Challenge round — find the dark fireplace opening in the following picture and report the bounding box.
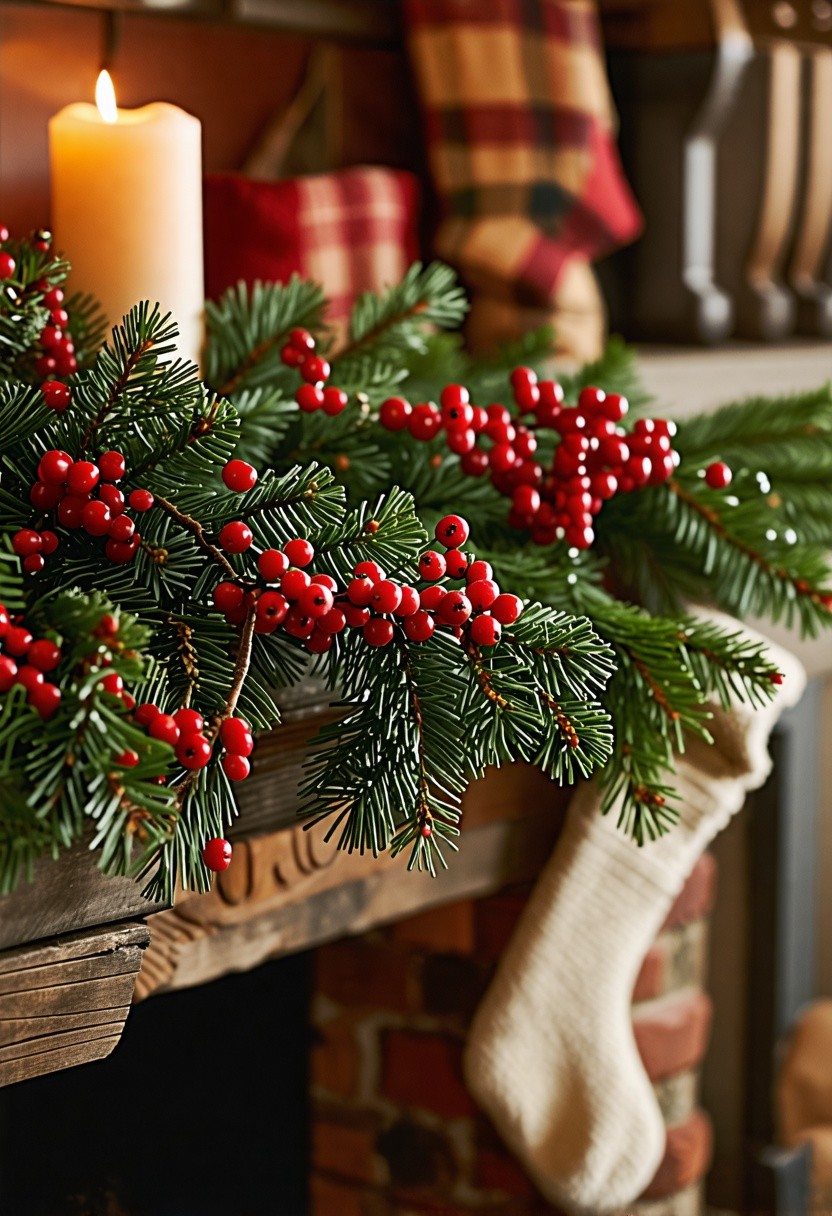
[0,952,311,1216]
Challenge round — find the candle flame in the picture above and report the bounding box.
[95,70,118,124]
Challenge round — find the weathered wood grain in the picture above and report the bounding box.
[0,921,149,1088]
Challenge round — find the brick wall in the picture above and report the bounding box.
[309,854,717,1216]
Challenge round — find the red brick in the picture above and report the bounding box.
[474,1148,539,1199]
[309,1173,365,1216]
[662,853,717,928]
[311,1013,363,1099]
[474,889,531,960]
[315,938,411,1010]
[640,1109,713,1198]
[382,1030,477,1118]
[632,942,667,1003]
[392,901,476,956]
[312,1119,380,1185]
[633,991,713,1081]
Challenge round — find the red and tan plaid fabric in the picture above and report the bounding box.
[404,0,642,308]
[203,167,421,335]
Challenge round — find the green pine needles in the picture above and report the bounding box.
[0,229,828,900]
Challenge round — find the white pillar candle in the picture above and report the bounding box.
[49,72,204,367]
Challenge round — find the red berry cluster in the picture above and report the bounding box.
[280,327,348,417]
[21,448,155,567]
[212,515,523,655]
[32,282,77,381]
[0,227,77,381]
[0,603,62,719]
[379,373,683,550]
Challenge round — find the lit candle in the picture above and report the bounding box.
[49,72,204,367]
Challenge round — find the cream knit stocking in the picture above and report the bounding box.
[464,622,806,1213]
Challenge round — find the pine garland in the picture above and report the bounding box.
[0,231,828,901]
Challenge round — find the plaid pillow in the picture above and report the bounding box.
[404,0,642,307]
[204,167,421,333]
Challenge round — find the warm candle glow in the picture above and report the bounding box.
[95,70,117,124]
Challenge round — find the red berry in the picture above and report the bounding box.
[439,384,470,412]
[565,523,595,549]
[23,553,44,574]
[578,386,606,414]
[34,355,56,378]
[176,732,212,770]
[174,708,204,733]
[311,573,337,592]
[343,603,371,628]
[100,672,124,695]
[222,459,258,492]
[49,308,69,328]
[40,325,63,349]
[705,461,732,489]
[220,716,253,757]
[371,579,403,614]
[300,355,330,385]
[408,403,443,441]
[435,515,470,549]
[354,560,384,584]
[37,530,58,557]
[258,549,289,582]
[438,590,472,624]
[319,606,347,634]
[16,663,43,693]
[281,568,311,600]
[42,287,64,308]
[445,550,469,579]
[30,682,61,719]
[114,749,140,768]
[97,613,119,636]
[53,350,77,377]
[394,585,420,617]
[347,576,374,607]
[363,617,394,647]
[0,655,17,690]
[323,387,348,416]
[306,628,334,653]
[202,838,233,872]
[256,590,289,627]
[219,521,253,554]
[419,551,446,581]
[489,443,516,474]
[105,536,139,564]
[512,485,541,519]
[92,451,124,483]
[12,529,42,557]
[30,481,62,511]
[466,579,499,611]
[213,581,244,614]
[770,671,785,685]
[419,585,447,612]
[149,714,180,746]
[491,594,523,625]
[299,583,334,618]
[135,703,161,727]
[421,821,433,838]
[510,366,537,392]
[461,449,489,477]
[296,384,325,412]
[129,489,154,512]
[469,614,502,646]
[601,393,629,422]
[38,449,72,485]
[57,495,87,529]
[66,460,99,496]
[446,428,475,455]
[379,397,412,431]
[108,515,135,542]
[0,252,15,279]
[82,500,112,537]
[403,610,435,643]
[281,343,304,368]
[5,626,31,656]
[284,538,314,568]
[222,753,251,781]
[466,560,493,584]
[289,327,315,352]
[0,605,8,637]
[28,639,61,672]
[99,484,125,515]
[41,380,71,411]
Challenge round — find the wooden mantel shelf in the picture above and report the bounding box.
[0,694,567,1087]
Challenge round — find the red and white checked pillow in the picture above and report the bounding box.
[203,167,421,333]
